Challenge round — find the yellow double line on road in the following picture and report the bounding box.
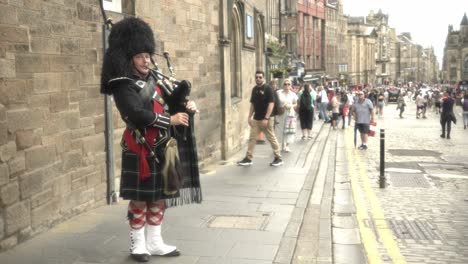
[345,130,406,264]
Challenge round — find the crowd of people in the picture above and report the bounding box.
[238,73,468,167]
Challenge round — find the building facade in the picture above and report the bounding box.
[442,13,468,83]
[324,0,348,86]
[0,0,271,250]
[346,17,377,86]
[366,10,396,86]
[281,0,326,73]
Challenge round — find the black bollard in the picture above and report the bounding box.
[379,129,386,188]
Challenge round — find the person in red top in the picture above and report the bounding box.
[100,17,200,262]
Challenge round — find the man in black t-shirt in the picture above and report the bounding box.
[238,70,283,166]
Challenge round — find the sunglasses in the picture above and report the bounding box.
[284,83,291,86]
[255,76,263,79]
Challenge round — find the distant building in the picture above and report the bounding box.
[325,0,348,87]
[346,16,377,86]
[281,0,326,74]
[442,13,468,83]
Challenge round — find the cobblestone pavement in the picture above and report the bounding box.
[343,97,468,264]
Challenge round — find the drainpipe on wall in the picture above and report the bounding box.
[103,25,117,205]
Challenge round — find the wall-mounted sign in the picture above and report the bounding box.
[103,0,122,13]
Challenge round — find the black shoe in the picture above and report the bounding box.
[358,145,368,150]
[447,135,451,139]
[464,125,466,129]
[440,134,445,138]
[131,253,150,262]
[270,157,283,167]
[237,157,253,166]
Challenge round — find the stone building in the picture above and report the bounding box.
[346,16,377,86]
[324,0,348,86]
[0,0,272,250]
[365,10,397,86]
[281,0,326,72]
[442,13,468,83]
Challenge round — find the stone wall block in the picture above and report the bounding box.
[82,134,104,155]
[31,198,59,228]
[8,153,25,177]
[15,54,50,73]
[60,38,80,55]
[0,4,18,25]
[7,109,43,134]
[24,144,56,171]
[79,98,100,118]
[0,79,28,106]
[62,150,82,171]
[16,130,37,150]
[80,49,97,64]
[0,25,28,43]
[71,176,86,190]
[0,122,7,145]
[19,168,43,199]
[0,212,4,240]
[30,188,53,209]
[52,173,71,197]
[63,111,81,130]
[0,141,17,163]
[93,114,104,133]
[33,72,61,94]
[0,104,5,121]
[50,56,80,73]
[31,37,61,55]
[0,58,15,78]
[0,162,8,186]
[77,2,94,22]
[0,181,20,206]
[24,0,42,11]
[86,171,101,188]
[49,92,69,113]
[5,200,30,235]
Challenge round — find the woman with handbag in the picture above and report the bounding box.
[275,79,298,152]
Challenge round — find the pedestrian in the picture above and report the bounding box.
[462,92,468,129]
[415,92,424,118]
[317,86,330,122]
[297,83,315,139]
[275,78,298,152]
[440,91,456,139]
[396,92,406,118]
[330,92,341,130]
[100,17,202,262]
[377,92,384,117]
[340,91,350,129]
[351,90,375,150]
[433,89,442,114]
[237,70,283,166]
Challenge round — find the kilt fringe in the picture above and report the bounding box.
[164,187,202,207]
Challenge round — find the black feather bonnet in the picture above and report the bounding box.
[100,17,156,94]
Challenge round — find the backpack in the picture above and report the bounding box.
[272,90,284,116]
[300,91,313,111]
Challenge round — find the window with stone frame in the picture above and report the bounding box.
[450,67,457,80]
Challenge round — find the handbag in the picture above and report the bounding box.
[284,116,297,134]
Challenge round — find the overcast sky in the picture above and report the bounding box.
[341,0,467,67]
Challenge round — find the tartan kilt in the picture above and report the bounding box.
[119,121,202,206]
[119,143,179,202]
